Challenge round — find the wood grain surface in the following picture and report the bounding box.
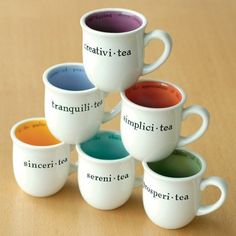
[0,0,235,235]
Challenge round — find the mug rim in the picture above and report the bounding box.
[42,62,98,95]
[142,148,206,182]
[10,117,65,150]
[80,8,147,36]
[76,130,132,164]
[120,79,187,112]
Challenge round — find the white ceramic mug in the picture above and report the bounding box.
[10,117,76,197]
[43,63,120,144]
[120,80,210,162]
[142,148,228,229]
[76,130,142,210]
[80,8,172,92]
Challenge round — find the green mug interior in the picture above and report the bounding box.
[148,149,202,178]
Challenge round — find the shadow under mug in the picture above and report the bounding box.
[10,117,76,197]
[120,80,210,162]
[43,63,120,144]
[76,130,142,210]
[80,8,172,92]
[142,148,228,229]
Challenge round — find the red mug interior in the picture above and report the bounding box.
[125,81,182,108]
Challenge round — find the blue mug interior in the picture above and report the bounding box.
[47,64,95,91]
[80,131,129,160]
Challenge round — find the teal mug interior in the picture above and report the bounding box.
[80,131,129,160]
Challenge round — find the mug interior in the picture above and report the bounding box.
[85,10,143,33]
[15,119,60,146]
[46,64,95,91]
[80,131,129,160]
[147,149,202,178]
[125,81,182,108]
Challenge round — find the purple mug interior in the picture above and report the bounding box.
[85,11,143,33]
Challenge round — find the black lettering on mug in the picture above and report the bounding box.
[84,43,132,57]
[143,182,189,201]
[23,158,68,169]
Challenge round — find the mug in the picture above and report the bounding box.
[120,80,210,162]
[80,8,172,92]
[10,117,76,197]
[76,131,142,210]
[43,63,120,144]
[142,149,228,229]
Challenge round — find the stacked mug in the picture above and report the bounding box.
[10,8,227,229]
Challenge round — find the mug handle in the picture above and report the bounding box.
[133,160,143,188]
[69,145,77,175]
[102,102,121,123]
[69,163,77,175]
[142,30,172,75]
[134,176,143,188]
[197,176,228,216]
[177,105,210,147]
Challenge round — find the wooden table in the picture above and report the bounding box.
[0,0,235,235]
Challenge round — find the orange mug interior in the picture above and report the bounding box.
[15,120,60,146]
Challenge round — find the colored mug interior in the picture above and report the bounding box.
[85,11,143,33]
[15,120,60,146]
[148,149,202,178]
[47,64,95,91]
[80,131,129,160]
[125,81,182,108]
